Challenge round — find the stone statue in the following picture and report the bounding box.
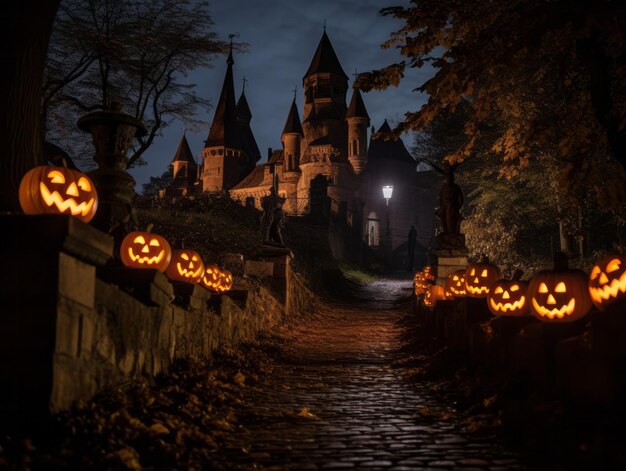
[435,164,464,234]
[260,186,286,246]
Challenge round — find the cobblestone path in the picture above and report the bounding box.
[222,279,523,470]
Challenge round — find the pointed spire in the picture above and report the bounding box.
[282,98,303,136]
[237,90,252,124]
[172,134,196,164]
[206,44,239,148]
[346,88,369,120]
[304,31,348,79]
[377,119,392,133]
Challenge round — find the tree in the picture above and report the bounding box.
[358,0,626,208]
[43,0,230,169]
[0,1,60,211]
[142,167,173,196]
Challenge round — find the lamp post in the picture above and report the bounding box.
[382,185,393,236]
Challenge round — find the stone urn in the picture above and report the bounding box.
[77,104,147,241]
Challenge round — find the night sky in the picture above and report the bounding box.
[128,0,433,190]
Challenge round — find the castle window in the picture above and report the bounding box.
[210,149,216,156]
[217,167,220,176]
[352,139,358,156]
[218,149,223,155]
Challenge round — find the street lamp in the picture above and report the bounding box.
[382,185,393,206]
[382,185,393,237]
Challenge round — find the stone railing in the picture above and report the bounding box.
[0,215,305,425]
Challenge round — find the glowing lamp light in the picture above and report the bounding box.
[382,185,394,206]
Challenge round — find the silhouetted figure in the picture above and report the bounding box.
[261,186,286,245]
[436,166,464,234]
[408,225,417,271]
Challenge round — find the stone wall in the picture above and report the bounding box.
[0,215,305,425]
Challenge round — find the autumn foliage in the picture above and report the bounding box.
[358,0,626,207]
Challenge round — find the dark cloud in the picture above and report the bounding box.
[129,0,431,189]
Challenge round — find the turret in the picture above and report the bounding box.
[281,98,303,176]
[346,87,370,174]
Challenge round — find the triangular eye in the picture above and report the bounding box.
[149,239,160,246]
[538,283,548,293]
[494,286,503,294]
[48,170,65,184]
[133,235,146,244]
[181,253,189,260]
[607,259,621,273]
[453,276,458,280]
[555,282,566,293]
[481,269,488,277]
[510,284,519,291]
[470,269,475,276]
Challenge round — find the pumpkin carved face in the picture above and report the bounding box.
[217,269,233,292]
[589,255,626,311]
[444,270,467,298]
[120,230,171,271]
[19,165,98,222]
[201,264,222,292]
[487,279,529,316]
[528,255,592,322]
[424,285,445,307]
[465,262,502,298]
[165,249,204,283]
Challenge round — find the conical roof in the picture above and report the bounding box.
[237,91,252,123]
[346,88,369,120]
[171,134,196,164]
[282,99,303,135]
[205,49,240,148]
[304,31,348,79]
[368,120,414,163]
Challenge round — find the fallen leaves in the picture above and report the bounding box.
[296,407,319,420]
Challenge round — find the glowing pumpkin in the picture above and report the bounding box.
[120,225,171,271]
[465,260,502,298]
[164,249,204,284]
[528,253,592,322]
[201,264,222,292]
[487,270,529,316]
[217,269,233,293]
[444,269,467,298]
[414,266,435,296]
[424,284,446,307]
[588,254,626,311]
[19,164,98,223]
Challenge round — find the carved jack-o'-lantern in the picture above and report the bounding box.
[165,249,205,284]
[528,253,592,322]
[465,260,502,298]
[487,270,529,316]
[424,284,446,307]
[414,266,435,296]
[444,269,467,298]
[19,164,98,222]
[588,254,626,311]
[201,264,222,292]
[120,225,171,271]
[217,269,233,293]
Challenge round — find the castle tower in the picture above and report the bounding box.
[281,98,303,176]
[281,98,303,213]
[346,87,370,175]
[301,31,349,152]
[202,47,260,191]
[167,133,198,196]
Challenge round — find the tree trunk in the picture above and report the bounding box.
[0,1,60,212]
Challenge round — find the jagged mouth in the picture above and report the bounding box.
[467,285,489,295]
[177,263,203,278]
[40,183,95,216]
[490,296,526,313]
[589,272,626,303]
[128,248,165,265]
[532,297,575,319]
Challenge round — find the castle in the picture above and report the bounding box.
[165,31,437,265]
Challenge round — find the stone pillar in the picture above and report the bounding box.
[0,215,113,424]
[432,232,468,285]
[77,104,147,244]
